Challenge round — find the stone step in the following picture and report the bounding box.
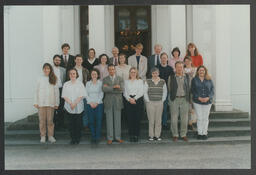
[25,110,249,123]
[6,117,250,131]
[5,135,251,146]
[5,126,251,140]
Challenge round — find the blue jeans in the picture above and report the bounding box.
[162,95,169,126]
[82,98,89,127]
[87,103,103,140]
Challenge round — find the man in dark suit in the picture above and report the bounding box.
[109,47,119,66]
[60,43,75,80]
[147,44,162,78]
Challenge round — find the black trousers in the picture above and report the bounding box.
[65,111,83,142]
[126,97,144,137]
[54,88,65,128]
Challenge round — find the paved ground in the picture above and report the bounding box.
[5,143,250,169]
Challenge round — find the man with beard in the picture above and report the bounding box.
[52,55,66,129]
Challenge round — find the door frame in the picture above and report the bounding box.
[114,6,152,57]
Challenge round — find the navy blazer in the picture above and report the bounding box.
[191,76,214,105]
[147,54,161,78]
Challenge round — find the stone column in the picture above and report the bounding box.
[214,5,233,111]
[88,5,106,57]
[151,5,186,56]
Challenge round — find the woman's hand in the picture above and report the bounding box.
[129,98,136,104]
[70,103,76,110]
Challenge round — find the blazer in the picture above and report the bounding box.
[147,54,161,78]
[102,75,124,110]
[60,54,75,71]
[109,57,119,66]
[128,54,148,80]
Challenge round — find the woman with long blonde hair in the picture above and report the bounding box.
[191,65,214,140]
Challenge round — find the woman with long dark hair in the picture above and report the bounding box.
[34,63,59,143]
[185,43,203,68]
[85,68,104,144]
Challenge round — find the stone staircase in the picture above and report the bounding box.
[5,109,251,145]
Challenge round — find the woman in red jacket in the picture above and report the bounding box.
[186,43,203,67]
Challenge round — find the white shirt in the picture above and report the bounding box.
[53,66,62,88]
[154,54,161,66]
[123,79,144,101]
[85,80,104,104]
[144,79,167,102]
[34,75,59,107]
[76,67,83,83]
[62,80,85,114]
[115,64,131,80]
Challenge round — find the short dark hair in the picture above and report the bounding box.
[75,54,83,60]
[98,54,109,64]
[171,47,181,57]
[61,43,70,50]
[52,54,61,60]
[108,63,115,69]
[90,68,100,80]
[160,52,168,58]
[119,53,126,58]
[68,68,79,79]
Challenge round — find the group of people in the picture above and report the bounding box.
[33,42,214,145]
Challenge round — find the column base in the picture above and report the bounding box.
[214,100,233,111]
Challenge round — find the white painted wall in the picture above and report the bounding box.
[151,5,186,57]
[4,6,44,122]
[230,5,250,113]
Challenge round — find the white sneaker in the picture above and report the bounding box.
[40,136,46,143]
[48,136,56,143]
[156,137,162,141]
[148,137,154,141]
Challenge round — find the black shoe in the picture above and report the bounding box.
[197,135,202,140]
[202,135,208,140]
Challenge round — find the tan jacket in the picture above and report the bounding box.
[128,54,148,80]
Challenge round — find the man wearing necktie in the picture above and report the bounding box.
[109,47,120,66]
[147,44,162,78]
[59,43,75,81]
[102,64,124,144]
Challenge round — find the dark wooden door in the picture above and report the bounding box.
[115,6,151,58]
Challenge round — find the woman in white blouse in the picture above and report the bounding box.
[85,68,104,144]
[62,68,85,145]
[94,54,109,80]
[34,63,59,143]
[144,67,167,141]
[115,53,131,81]
[123,67,144,142]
